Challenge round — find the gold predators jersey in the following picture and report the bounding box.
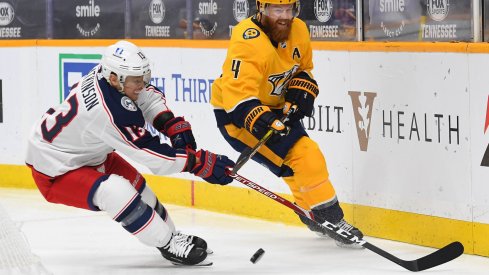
[211,15,313,112]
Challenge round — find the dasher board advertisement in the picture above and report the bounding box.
[0,0,47,39]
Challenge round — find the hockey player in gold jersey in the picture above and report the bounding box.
[211,0,364,247]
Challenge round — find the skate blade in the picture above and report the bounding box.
[335,240,365,249]
[314,232,331,239]
[171,259,213,266]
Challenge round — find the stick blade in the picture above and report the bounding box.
[409,241,464,272]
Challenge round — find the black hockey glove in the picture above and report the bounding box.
[162,117,196,150]
[244,105,289,143]
[185,149,235,185]
[284,72,319,123]
[154,112,197,150]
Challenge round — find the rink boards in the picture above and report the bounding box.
[0,40,488,257]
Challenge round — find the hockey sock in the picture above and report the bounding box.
[93,175,174,247]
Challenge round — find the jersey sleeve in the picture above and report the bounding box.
[219,41,264,112]
[136,85,171,124]
[92,105,188,176]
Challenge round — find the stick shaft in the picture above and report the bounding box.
[232,105,297,174]
[227,171,464,272]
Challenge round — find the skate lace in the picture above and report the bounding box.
[336,219,353,232]
[166,234,194,258]
[175,231,194,244]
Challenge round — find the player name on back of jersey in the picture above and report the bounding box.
[80,68,100,112]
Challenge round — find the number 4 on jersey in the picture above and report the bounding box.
[231,59,241,79]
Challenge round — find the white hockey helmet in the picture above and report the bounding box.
[101,40,151,86]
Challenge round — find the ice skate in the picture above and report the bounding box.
[175,231,213,254]
[325,219,365,249]
[158,233,212,266]
[299,214,331,239]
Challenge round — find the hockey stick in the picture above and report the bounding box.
[232,105,297,174]
[226,171,464,272]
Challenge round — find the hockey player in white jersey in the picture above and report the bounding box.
[25,40,235,266]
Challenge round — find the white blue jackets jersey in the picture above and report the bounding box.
[26,65,187,177]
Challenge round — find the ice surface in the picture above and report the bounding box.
[1,188,488,274]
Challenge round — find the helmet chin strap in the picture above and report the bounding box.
[113,73,128,95]
[256,11,262,22]
[107,71,147,99]
[108,74,126,95]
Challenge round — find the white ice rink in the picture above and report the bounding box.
[1,188,488,275]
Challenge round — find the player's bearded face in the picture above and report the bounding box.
[262,5,293,43]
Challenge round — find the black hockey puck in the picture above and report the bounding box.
[250,248,265,264]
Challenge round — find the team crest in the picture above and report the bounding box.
[243,28,260,39]
[121,96,137,111]
[268,65,299,96]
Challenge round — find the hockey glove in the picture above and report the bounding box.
[160,116,197,150]
[185,149,235,185]
[244,105,289,143]
[284,72,319,123]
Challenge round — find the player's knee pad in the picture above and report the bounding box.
[140,184,157,207]
[92,175,139,217]
[93,175,174,247]
[285,137,337,208]
[288,137,327,175]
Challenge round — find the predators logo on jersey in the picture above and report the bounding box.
[243,28,260,39]
[268,65,299,96]
[211,16,313,111]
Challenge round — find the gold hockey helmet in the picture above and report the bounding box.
[256,0,300,16]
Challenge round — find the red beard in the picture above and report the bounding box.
[262,15,292,43]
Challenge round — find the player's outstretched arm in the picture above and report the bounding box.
[153,111,197,150]
[137,85,197,150]
[184,149,235,185]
